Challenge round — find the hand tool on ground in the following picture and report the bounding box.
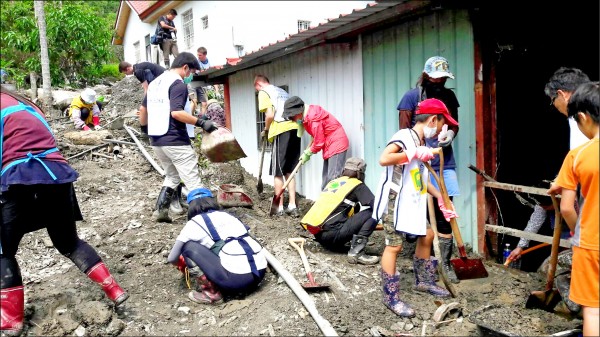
[256,134,267,194]
[269,161,303,216]
[428,194,458,297]
[503,243,550,266]
[288,238,330,291]
[425,150,488,280]
[217,184,253,208]
[526,194,563,311]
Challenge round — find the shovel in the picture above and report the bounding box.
[424,151,488,280]
[288,238,330,291]
[526,194,563,311]
[428,195,458,297]
[269,161,302,216]
[256,134,267,194]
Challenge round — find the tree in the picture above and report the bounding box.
[34,0,52,109]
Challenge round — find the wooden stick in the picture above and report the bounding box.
[66,143,110,161]
[103,139,136,146]
[482,181,551,197]
[91,152,113,159]
[485,224,571,248]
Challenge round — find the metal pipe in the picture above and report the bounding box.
[103,139,136,146]
[112,145,121,155]
[263,248,338,337]
[124,125,164,176]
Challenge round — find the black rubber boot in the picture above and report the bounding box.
[170,183,187,215]
[153,186,174,223]
[347,235,379,265]
[439,237,460,284]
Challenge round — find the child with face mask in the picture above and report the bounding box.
[372,98,459,318]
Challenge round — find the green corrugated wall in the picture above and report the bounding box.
[362,9,478,250]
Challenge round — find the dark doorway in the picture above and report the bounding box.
[474,2,599,271]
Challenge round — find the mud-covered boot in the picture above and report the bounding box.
[348,235,379,265]
[153,186,175,223]
[86,262,129,307]
[1,286,24,336]
[438,237,460,284]
[188,274,223,305]
[170,183,187,215]
[380,269,415,318]
[413,256,450,298]
[555,273,582,314]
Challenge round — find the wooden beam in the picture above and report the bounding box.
[485,224,571,248]
[482,181,549,196]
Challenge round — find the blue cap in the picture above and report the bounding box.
[186,188,213,203]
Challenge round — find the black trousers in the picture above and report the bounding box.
[315,210,376,252]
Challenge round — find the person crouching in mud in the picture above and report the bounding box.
[167,188,267,304]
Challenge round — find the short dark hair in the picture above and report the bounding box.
[118,61,131,73]
[187,197,221,220]
[544,67,590,99]
[197,47,207,55]
[414,113,436,123]
[342,169,364,182]
[168,9,177,16]
[171,52,201,70]
[568,82,599,123]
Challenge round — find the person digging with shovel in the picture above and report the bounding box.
[138,52,218,223]
[167,189,267,305]
[372,98,459,318]
[300,157,379,265]
[548,82,599,337]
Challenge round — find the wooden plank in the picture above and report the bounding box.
[482,181,549,196]
[485,224,571,248]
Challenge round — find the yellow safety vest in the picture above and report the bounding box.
[68,96,94,125]
[301,176,361,234]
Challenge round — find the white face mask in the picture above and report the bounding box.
[423,125,437,139]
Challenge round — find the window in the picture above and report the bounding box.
[255,85,288,150]
[182,9,194,50]
[144,35,151,61]
[133,41,140,63]
[201,15,209,30]
[297,20,310,32]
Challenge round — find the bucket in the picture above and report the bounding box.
[200,127,246,163]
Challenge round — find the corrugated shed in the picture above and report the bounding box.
[228,42,364,201]
[361,9,478,249]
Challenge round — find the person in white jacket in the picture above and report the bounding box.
[167,188,267,304]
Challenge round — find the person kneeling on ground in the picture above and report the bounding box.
[68,88,103,131]
[167,188,267,304]
[301,157,379,265]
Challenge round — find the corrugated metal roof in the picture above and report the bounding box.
[207,0,426,79]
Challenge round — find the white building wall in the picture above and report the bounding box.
[228,41,364,201]
[121,1,371,68]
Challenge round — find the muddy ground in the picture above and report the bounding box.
[10,79,583,337]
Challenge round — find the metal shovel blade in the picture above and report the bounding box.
[200,127,247,163]
[526,288,562,312]
[450,257,489,280]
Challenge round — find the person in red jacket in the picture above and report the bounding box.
[282,96,350,191]
[0,86,128,336]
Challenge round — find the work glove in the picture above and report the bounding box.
[437,198,459,222]
[415,146,434,162]
[176,255,187,274]
[260,129,269,139]
[438,125,455,148]
[195,118,218,133]
[299,149,314,165]
[82,125,91,131]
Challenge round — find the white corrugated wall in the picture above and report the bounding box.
[228,41,364,201]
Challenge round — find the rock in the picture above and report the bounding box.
[390,321,405,331]
[74,325,86,337]
[64,130,112,145]
[105,318,126,336]
[404,323,414,331]
[178,306,191,315]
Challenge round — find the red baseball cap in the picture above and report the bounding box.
[415,98,459,126]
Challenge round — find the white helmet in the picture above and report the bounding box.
[81,88,96,104]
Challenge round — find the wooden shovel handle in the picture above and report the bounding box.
[257,135,267,179]
[545,195,562,291]
[275,161,303,199]
[288,237,312,274]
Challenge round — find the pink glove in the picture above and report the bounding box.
[82,125,91,131]
[438,198,458,221]
[415,146,434,162]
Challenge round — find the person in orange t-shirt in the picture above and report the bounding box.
[548,82,599,337]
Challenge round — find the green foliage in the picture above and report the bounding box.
[0,1,120,88]
[100,64,125,81]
